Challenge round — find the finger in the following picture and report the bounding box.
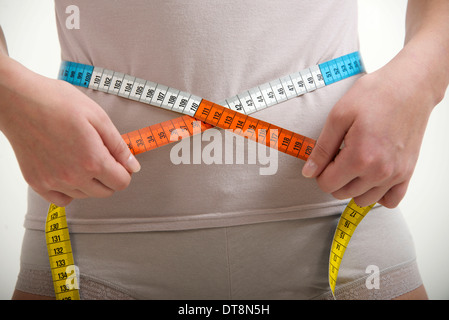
[62,189,89,199]
[315,146,360,193]
[352,186,390,208]
[378,181,409,209]
[330,167,394,201]
[331,177,370,200]
[41,190,74,207]
[77,178,116,198]
[92,112,141,173]
[302,106,353,179]
[95,154,132,191]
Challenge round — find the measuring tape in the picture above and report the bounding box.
[47,51,372,299]
[45,204,80,300]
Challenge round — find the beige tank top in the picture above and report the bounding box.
[24,0,361,232]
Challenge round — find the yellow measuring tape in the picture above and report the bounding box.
[45,204,80,300]
[46,52,373,299]
[46,199,374,300]
[328,200,375,297]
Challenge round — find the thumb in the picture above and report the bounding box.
[110,136,142,174]
[94,112,141,173]
[302,108,351,178]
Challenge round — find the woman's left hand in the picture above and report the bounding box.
[301,54,437,208]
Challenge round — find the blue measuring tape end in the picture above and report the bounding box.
[59,61,93,88]
[319,51,364,86]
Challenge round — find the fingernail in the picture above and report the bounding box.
[127,154,141,173]
[302,160,317,178]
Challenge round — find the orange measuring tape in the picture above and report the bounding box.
[122,101,316,160]
[47,52,372,299]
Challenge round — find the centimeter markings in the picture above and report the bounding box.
[51,51,371,298]
[328,200,375,297]
[62,52,362,115]
[192,99,317,160]
[46,204,80,300]
[58,52,362,156]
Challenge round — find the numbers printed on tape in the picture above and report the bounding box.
[328,200,375,295]
[45,204,80,300]
[48,52,370,299]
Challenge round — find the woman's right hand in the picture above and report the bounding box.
[0,56,141,207]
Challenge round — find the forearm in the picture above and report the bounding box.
[0,25,17,131]
[0,47,38,133]
[398,0,449,106]
[0,26,8,56]
[302,0,449,208]
[0,25,44,134]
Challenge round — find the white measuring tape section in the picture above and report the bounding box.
[48,51,370,300]
[60,51,362,116]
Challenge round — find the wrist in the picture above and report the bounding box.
[0,56,16,132]
[394,34,448,108]
[0,56,40,133]
[375,39,447,117]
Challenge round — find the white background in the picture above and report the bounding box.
[0,0,448,299]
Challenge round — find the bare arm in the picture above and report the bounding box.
[403,0,449,101]
[302,0,449,208]
[0,26,8,56]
